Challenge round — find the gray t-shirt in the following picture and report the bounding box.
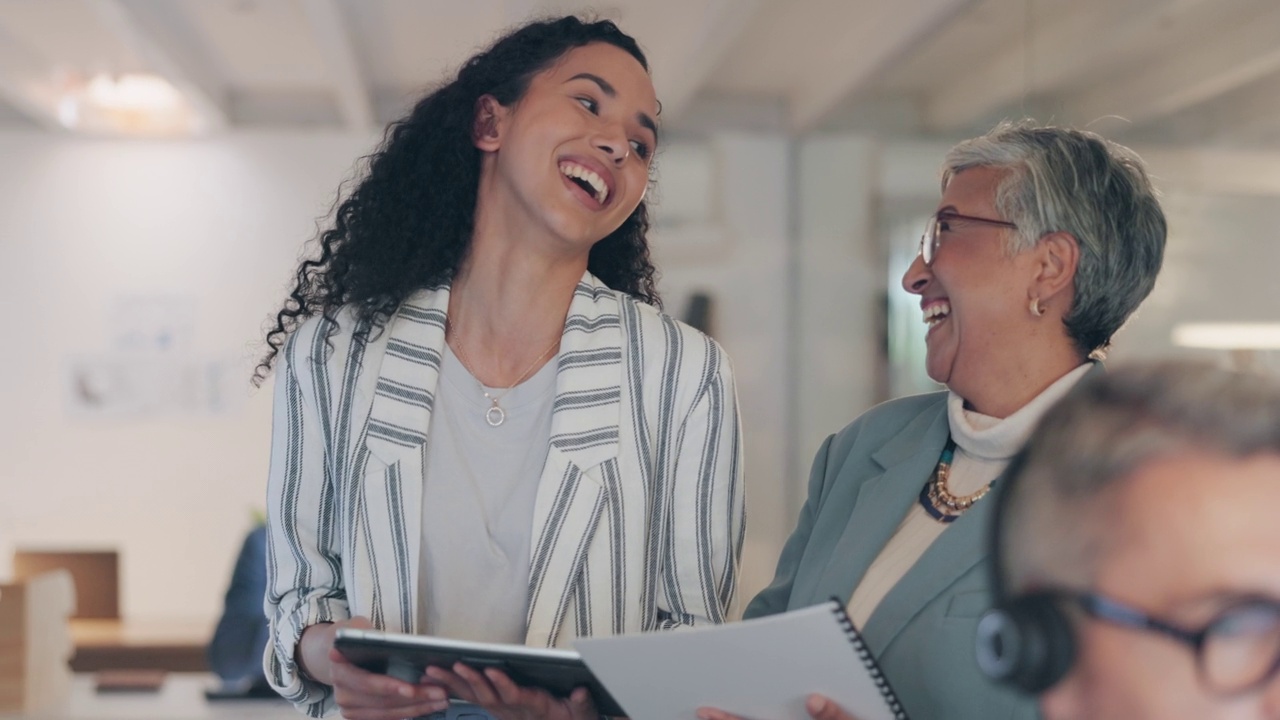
[417,343,556,644]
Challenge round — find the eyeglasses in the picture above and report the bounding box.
[918,211,1019,266]
[1065,591,1280,695]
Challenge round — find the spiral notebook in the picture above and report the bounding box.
[575,599,908,720]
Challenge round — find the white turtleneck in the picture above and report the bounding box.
[845,363,1092,628]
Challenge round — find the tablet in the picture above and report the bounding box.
[333,628,626,717]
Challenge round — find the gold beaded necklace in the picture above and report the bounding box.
[918,439,993,523]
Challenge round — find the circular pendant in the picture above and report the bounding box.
[485,404,506,427]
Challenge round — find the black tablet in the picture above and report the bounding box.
[333,628,625,717]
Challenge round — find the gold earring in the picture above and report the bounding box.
[1030,298,1045,317]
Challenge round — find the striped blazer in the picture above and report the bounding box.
[263,273,746,716]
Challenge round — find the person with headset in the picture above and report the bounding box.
[976,361,1280,720]
[701,120,1167,720]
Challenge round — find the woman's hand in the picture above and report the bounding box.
[697,694,861,720]
[802,695,861,720]
[298,617,451,720]
[424,662,599,720]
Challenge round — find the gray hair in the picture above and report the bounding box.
[999,361,1280,591]
[943,120,1167,356]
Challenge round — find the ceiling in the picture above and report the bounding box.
[2,0,1279,147]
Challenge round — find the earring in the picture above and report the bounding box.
[1029,298,1045,317]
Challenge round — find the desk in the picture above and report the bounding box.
[70,620,210,672]
[0,673,297,719]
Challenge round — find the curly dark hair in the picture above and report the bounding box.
[254,15,660,385]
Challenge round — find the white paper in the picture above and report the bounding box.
[575,602,903,720]
[64,355,245,418]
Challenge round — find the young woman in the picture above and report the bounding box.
[257,16,744,720]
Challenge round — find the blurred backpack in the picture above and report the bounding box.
[205,524,277,699]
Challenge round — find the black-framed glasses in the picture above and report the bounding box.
[918,211,1018,266]
[1066,591,1280,695]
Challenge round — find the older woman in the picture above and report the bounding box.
[704,121,1167,720]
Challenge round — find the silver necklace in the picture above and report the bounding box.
[446,319,560,427]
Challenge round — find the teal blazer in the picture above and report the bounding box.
[745,391,1037,720]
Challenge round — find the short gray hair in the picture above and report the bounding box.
[943,120,1167,356]
[999,361,1280,591]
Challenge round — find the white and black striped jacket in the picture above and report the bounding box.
[264,273,745,716]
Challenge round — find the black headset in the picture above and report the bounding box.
[974,449,1078,694]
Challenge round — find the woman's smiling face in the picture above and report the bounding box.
[477,42,658,250]
[901,166,1044,393]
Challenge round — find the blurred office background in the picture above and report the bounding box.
[1,0,1279,635]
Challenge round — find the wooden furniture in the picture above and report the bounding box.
[11,550,208,672]
[0,571,76,714]
[69,618,210,672]
[0,673,295,719]
[12,550,119,620]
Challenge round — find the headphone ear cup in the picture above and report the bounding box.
[976,592,1076,694]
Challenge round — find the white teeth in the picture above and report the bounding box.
[923,301,951,326]
[559,162,608,204]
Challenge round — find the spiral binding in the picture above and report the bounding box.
[827,598,910,720]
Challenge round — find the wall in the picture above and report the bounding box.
[0,131,377,622]
[793,136,883,500]
[1109,188,1280,372]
